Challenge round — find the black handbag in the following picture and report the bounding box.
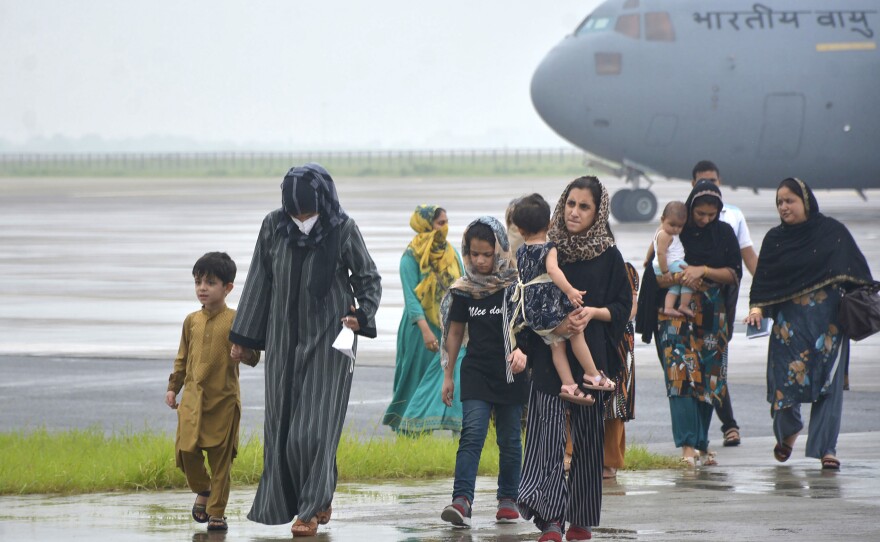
[838,282,880,341]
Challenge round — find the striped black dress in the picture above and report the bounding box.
[230,210,382,525]
[517,247,631,530]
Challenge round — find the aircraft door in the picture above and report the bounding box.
[758,93,805,158]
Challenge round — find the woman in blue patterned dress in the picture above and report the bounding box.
[746,178,874,470]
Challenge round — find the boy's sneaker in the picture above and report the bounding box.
[495,497,520,523]
[441,496,471,528]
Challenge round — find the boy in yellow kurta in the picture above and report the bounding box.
[165,252,259,532]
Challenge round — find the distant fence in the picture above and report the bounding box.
[0,148,592,177]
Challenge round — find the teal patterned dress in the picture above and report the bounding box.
[658,284,729,406]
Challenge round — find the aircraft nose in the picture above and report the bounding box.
[530,39,590,145]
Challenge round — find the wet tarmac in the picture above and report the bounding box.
[1,175,879,540]
[2,432,879,541]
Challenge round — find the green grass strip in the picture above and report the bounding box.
[0,427,679,495]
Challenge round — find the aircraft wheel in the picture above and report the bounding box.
[625,189,658,222]
[610,189,632,222]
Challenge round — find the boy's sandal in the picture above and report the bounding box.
[559,384,595,406]
[191,491,210,523]
[821,456,841,470]
[774,442,793,463]
[316,504,333,525]
[582,372,616,392]
[291,517,318,537]
[723,427,741,447]
[207,516,228,531]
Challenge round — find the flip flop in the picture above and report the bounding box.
[582,372,616,392]
[821,456,841,470]
[723,427,741,447]
[774,442,793,463]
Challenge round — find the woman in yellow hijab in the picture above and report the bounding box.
[382,204,466,434]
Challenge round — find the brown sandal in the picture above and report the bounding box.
[191,491,210,523]
[207,516,228,531]
[291,517,318,537]
[316,504,332,525]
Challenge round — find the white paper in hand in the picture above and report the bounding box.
[332,326,356,360]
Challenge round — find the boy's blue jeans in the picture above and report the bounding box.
[452,399,524,503]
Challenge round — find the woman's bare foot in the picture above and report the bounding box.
[663,307,683,317]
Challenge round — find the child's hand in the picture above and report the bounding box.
[566,288,586,307]
[165,391,178,410]
[441,376,455,407]
[508,349,527,375]
[231,344,255,364]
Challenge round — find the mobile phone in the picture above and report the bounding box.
[746,317,772,339]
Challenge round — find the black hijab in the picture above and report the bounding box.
[277,163,349,297]
[750,178,873,308]
[680,180,743,276]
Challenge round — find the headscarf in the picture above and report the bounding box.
[439,216,518,368]
[750,178,873,308]
[547,176,616,265]
[276,163,348,297]
[679,180,743,275]
[279,163,348,249]
[680,180,742,336]
[405,204,461,328]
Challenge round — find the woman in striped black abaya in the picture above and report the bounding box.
[517,177,632,542]
[229,164,382,537]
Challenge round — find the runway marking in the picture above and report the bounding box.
[243,397,392,410]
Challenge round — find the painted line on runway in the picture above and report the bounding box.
[243,397,392,410]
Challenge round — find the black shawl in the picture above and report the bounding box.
[277,163,348,298]
[750,178,873,308]
[679,180,743,275]
[638,181,741,341]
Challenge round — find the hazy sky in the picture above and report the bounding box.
[1,1,601,151]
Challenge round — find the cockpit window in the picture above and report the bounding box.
[575,15,613,36]
[645,12,675,41]
[595,52,622,75]
[615,14,640,39]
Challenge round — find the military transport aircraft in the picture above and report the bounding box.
[531,0,879,221]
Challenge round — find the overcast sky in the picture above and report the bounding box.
[0,1,601,151]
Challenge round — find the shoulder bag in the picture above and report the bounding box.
[838,282,880,341]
